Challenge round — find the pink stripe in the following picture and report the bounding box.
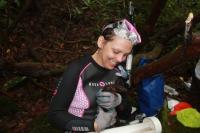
[80,63,91,75]
[68,63,91,117]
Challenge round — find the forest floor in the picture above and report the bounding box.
[0,0,199,133]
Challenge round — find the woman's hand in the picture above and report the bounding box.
[94,107,117,132]
[96,90,122,110]
[115,65,128,79]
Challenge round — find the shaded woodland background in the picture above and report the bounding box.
[0,0,200,133]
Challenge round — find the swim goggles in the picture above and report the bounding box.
[102,19,141,45]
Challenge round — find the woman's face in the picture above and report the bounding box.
[95,36,133,69]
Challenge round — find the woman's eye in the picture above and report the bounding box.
[113,50,120,54]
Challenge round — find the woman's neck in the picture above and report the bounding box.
[92,50,104,68]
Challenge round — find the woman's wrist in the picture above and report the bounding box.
[94,121,99,131]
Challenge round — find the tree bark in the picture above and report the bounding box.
[158,13,200,43]
[131,34,200,87]
[4,62,65,77]
[142,0,168,37]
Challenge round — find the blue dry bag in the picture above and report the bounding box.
[138,58,165,116]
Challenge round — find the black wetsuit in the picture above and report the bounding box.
[48,55,132,132]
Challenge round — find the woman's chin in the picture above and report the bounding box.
[106,64,116,70]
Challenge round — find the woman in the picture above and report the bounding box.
[48,19,141,132]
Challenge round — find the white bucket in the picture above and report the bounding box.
[100,116,162,133]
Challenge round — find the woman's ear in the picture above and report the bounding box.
[97,36,105,48]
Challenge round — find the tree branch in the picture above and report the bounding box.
[142,0,168,37]
[131,34,200,87]
[4,62,65,77]
[157,13,200,43]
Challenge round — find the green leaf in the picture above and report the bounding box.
[14,0,21,7]
[0,0,7,10]
[73,7,82,15]
[3,76,27,91]
[83,0,91,7]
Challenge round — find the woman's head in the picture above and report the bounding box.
[101,19,141,45]
[92,19,141,70]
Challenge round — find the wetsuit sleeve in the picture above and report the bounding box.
[48,62,95,132]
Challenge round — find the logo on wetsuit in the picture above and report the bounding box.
[88,81,114,87]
